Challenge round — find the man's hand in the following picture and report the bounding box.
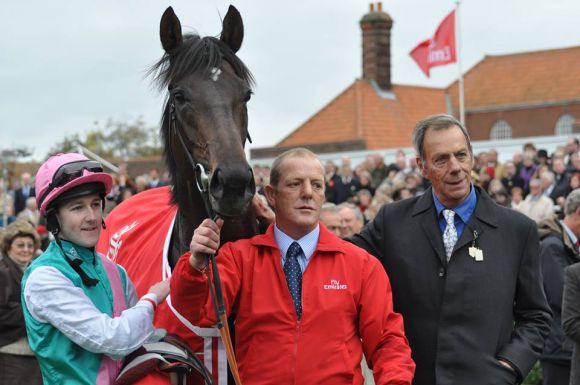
[252,193,275,226]
[189,218,224,270]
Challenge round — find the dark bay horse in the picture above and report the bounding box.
[97,6,260,384]
[152,5,259,266]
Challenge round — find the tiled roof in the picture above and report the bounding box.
[273,46,580,153]
[276,80,447,150]
[448,46,580,111]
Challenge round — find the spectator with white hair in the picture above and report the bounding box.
[516,178,555,223]
[17,197,40,227]
[337,202,364,238]
[319,203,341,236]
[541,171,557,201]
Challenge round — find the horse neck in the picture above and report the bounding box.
[170,181,259,267]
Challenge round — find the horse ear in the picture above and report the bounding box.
[220,5,244,53]
[160,7,183,53]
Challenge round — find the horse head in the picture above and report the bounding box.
[153,6,256,219]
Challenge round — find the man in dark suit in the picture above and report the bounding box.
[351,114,551,385]
[550,157,572,206]
[13,172,35,215]
[540,189,580,385]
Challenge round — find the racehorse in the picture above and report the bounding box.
[153,4,259,262]
[97,5,260,384]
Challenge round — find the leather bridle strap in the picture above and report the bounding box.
[169,96,243,385]
[194,164,243,385]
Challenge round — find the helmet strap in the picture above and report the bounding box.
[54,235,99,287]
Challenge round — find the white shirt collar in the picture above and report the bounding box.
[274,224,319,261]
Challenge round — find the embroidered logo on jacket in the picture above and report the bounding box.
[107,221,138,262]
[323,279,348,290]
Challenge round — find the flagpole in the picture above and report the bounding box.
[455,0,465,126]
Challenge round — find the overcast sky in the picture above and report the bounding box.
[1,0,579,161]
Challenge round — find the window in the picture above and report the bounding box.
[490,120,512,140]
[555,114,575,136]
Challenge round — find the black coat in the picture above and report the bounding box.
[0,255,27,348]
[351,186,551,385]
[325,174,342,204]
[13,186,35,215]
[563,263,580,385]
[538,218,579,364]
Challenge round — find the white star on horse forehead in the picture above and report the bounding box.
[210,67,222,82]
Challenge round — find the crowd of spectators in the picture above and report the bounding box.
[1,137,578,236]
[251,138,580,235]
[2,137,577,249]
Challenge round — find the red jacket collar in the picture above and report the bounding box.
[250,223,345,254]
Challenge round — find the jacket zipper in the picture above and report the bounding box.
[292,319,301,384]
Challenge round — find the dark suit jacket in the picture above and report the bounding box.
[325,173,342,204]
[563,263,580,385]
[549,173,571,204]
[333,176,360,204]
[351,186,551,385]
[13,186,35,215]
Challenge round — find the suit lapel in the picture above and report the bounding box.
[412,188,447,265]
[454,187,498,253]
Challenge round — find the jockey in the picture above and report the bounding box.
[21,153,170,385]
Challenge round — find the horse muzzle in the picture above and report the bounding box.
[208,165,256,217]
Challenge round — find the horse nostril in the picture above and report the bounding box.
[246,168,256,197]
[210,166,256,203]
[209,168,224,200]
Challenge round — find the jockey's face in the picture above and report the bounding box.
[56,194,103,248]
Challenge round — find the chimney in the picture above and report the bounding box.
[360,2,393,91]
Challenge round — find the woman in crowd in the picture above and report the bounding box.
[0,220,43,385]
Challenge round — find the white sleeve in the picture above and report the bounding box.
[23,266,155,358]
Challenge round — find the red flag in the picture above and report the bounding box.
[410,10,456,77]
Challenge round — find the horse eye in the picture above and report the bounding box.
[173,90,186,104]
[243,90,253,103]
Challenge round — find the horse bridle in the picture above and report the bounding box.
[168,90,252,192]
[168,90,245,385]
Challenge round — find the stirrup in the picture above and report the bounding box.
[114,334,214,385]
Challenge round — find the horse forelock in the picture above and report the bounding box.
[149,34,254,90]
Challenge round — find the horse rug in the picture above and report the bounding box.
[97,186,226,385]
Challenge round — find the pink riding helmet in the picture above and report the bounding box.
[35,153,113,216]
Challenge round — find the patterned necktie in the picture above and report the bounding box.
[284,242,303,319]
[442,209,458,261]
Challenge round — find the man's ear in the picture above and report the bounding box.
[416,156,427,178]
[264,184,276,208]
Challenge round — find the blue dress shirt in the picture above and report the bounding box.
[433,185,477,240]
[274,224,319,273]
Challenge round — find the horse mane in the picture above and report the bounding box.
[148,34,254,205]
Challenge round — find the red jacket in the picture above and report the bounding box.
[171,224,415,385]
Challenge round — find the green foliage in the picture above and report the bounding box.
[47,117,162,160]
[0,146,33,159]
[522,362,542,385]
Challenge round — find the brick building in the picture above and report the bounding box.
[251,3,580,161]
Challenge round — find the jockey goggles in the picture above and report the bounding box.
[38,160,104,206]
